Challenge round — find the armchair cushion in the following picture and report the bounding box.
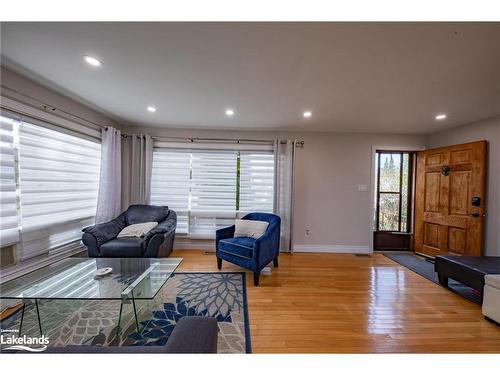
[117,222,158,238]
[234,219,269,239]
[218,237,255,259]
[99,237,144,257]
[125,204,169,225]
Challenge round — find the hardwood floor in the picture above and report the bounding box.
[172,250,500,353]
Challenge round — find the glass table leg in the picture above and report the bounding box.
[131,291,140,332]
[18,302,26,336]
[35,299,43,336]
[116,302,124,334]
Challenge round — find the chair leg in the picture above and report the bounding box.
[273,256,279,268]
[217,257,222,270]
[253,272,260,286]
[438,274,448,288]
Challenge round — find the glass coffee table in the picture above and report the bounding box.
[0,257,182,335]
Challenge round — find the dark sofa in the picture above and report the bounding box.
[21,317,218,354]
[82,205,177,258]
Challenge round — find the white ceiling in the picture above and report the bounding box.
[1,22,500,134]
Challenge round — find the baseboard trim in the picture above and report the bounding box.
[174,241,370,254]
[293,244,370,254]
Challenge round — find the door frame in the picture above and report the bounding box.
[369,145,426,253]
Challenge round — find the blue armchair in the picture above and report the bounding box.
[216,213,281,286]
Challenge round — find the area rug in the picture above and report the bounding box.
[0,272,251,353]
[383,253,481,305]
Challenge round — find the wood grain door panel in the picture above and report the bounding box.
[448,227,466,254]
[414,141,486,257]
[449,171,470,215]
[424,172,441,212]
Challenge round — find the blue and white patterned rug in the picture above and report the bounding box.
[0,272,251,353]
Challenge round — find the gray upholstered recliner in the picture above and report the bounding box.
[82,205,177,258]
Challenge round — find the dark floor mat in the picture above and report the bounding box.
[383,253,481,305]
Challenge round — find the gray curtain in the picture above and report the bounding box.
[95,127,122,223]
[274,140,295,253]
[123,134,153,207]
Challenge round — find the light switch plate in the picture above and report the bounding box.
[357,184,368,192]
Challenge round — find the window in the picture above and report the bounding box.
[374,151,412,232]
[150,150,190,234]
[0,115,20,247]
[0,113,102,261]
[190,150,238,238]
[151,145,274,239]
[17,121,101,260]
[239,151,274,213]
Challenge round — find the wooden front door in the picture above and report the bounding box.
[414,141,487,257]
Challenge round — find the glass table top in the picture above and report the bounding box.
[0,257,182,300]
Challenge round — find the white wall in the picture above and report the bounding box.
[124,125,426,252]
[427,116,500,256]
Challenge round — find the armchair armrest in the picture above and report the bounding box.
[143,210,177,257]
[254,223,281,268]
[216,225,235,242]
[82,212,126,247]
[144,212,176,243]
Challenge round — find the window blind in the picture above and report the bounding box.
[17,121,101,260]
[239,151,275,214]
[190,151,237,238]
[0,115,20,247]
[150,145,275,240]
[150,149,191,234]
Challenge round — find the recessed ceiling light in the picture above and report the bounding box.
[147,106,157,113]
[435,113,447,120]
[303,111,312,118]
[83,55,102,67]
[225,109,235,116]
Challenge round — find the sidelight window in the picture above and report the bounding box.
[375,151,413,232]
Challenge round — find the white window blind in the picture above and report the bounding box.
[190,151,237,239]
[150,149,191,234]
[17,121,101,260]
[239,151,275,214]
[0,115,20,247]
[151,144,275,240]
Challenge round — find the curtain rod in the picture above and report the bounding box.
[129,135,275,144]
[121,134,304,146]
[153,136,274,143]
